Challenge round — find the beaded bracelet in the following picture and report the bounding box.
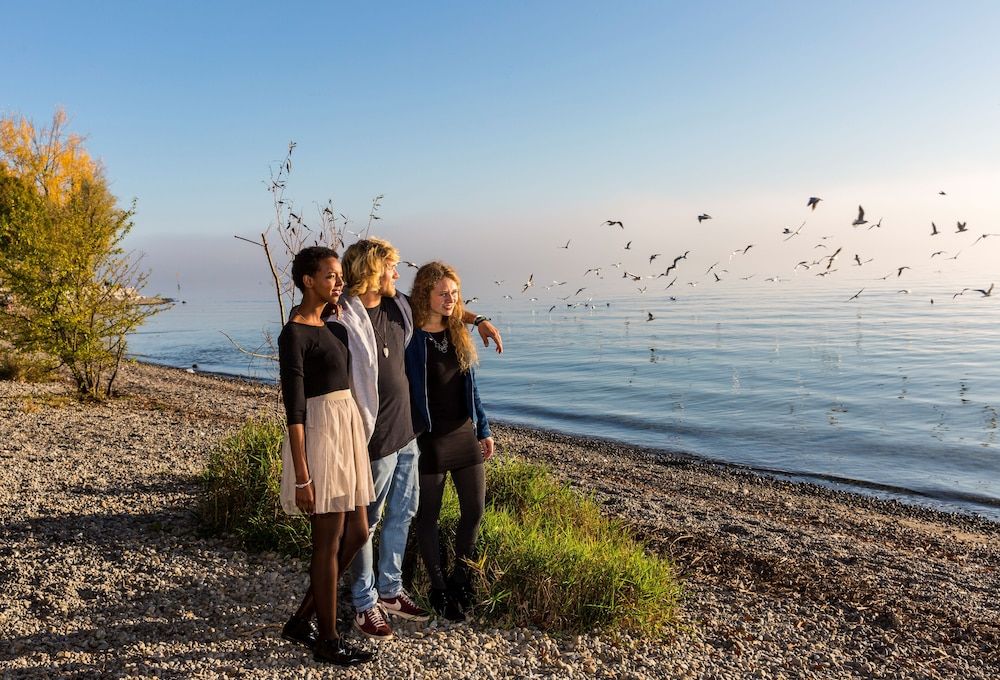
[295,478,313,489]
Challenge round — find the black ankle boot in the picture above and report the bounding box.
[281,615,318,648]
[429,587,466,622]
[447,574,475,610]
[313,637,374,666]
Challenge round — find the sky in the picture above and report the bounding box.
[4,1,1000,300]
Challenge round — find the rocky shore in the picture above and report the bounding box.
[1,362,998,678]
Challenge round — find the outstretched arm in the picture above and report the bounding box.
[461,310,503,354]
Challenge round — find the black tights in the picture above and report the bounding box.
[416,464,485,590]
[292,507,368,640]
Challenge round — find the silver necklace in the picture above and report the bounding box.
[428,331,449,354]
[369,305,390,358]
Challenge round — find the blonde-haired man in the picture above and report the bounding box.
[333,238,502,639]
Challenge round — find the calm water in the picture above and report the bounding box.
[129,281,1000,520]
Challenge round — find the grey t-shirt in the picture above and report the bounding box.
[366,297,417,459]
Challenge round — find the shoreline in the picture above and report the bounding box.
[132,357,1000,523]
[2,362,998,678]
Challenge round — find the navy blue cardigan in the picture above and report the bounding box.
[404,328,491,441]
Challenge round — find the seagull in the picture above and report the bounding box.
[930,251,946,258]
[853,254,873,266]
[574,287,586,296]
[783,221,806,241]
[559,239,571,249]
[503,294,512,300]
[464,297,478,305]
[705,262,719,275]
[807,197,822,210]
[624,241,632,250]
[664,277,677,289]
[794,261,811,271]
[895,266,911,277]
[401,260,420,269]
[697,213,712,223]
[521,274,534,293]
[646,312,655,322]
[846,289,864,302]
[623,272,642,281]
[729,244,753,261]
[971,233,1000,245]
[649,254,661,264]
[898,289,911,294]
[852,206,867,226]
[931,222,939,236]
[493,279,505,285]
[603,220,624,229]
[826,247,843,269]
[956,221,968,233]
[713,272,722,282]
[637,286,648,294]
[583,268,602,277]
[548,305,556,313]
[974,283,995,297]
[867,217,883,231]
[938,190,947,196]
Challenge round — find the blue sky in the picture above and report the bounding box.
[4,1,999,298]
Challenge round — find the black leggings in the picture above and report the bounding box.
[416,464,485,590]
[292,508,368,640]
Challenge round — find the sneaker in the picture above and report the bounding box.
[429,587,466,623]
[353,605,394,639]
[379,590,431,622]
[313,637,374,666]
[281,615,318,648]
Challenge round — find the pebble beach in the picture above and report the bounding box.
[1,362,998,679]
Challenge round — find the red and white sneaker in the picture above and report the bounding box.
[353,605,394,639]
[379,590,431,622]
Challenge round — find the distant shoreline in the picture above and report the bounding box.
[128,355,1000,522]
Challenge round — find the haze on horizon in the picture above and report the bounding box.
[5,1,999,300]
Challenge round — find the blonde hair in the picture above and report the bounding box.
[410,261,478,372]
[342,237,400,297]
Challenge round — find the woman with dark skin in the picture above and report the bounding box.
[277,246,375,666]
[405,262,494,621]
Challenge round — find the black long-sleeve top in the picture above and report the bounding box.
[277,321,350,425]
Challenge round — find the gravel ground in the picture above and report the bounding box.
[1,362,998,678]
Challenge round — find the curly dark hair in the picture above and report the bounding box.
[291,246,339,292]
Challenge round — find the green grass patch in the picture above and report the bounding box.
[199,418,681,637]
[199,417,311,555]
[0,346,59,383]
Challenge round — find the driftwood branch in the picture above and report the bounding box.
[219,331,277,361]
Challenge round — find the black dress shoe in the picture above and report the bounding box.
[429,587,466,622]
[447,577,475,610]
[281,615,318,648]
[313,637,374,666]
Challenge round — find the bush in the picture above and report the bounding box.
[443,457,681,637]
[199,417,310,555]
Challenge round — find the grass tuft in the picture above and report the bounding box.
[0,347,59,383]
[199,417,310,555]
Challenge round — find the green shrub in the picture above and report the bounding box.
[430,457,680,637]
[199,417,311,555]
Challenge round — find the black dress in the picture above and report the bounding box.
[416,330,482,474]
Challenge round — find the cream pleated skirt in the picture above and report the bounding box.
[280,389,375,515]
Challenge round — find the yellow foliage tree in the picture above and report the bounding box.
[0,108,98,205]
[1,109,162,398]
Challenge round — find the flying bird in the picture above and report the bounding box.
[559,239,571,249]
[603,220,624,229]
[971,233,1000,245]
[521,274,534,293]
[846,289,864,302]
[938,190,947,196]
[783,221,806,241]
[852,206,867,226]
[931,222,939,236]
[895,266,911,277]
[464,297,478,305]
[624,241,632,250]
[649,254,661,264]
[930,251,946,258]
[646,312,655,322]
[807,197,822,210]
[956,221,968,233]
[401,260,420,269]
[493,279,505,285]
[574,287,586,296]
[697,213,712,223]
[974,283,995,297]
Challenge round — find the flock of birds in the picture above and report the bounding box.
[431,193,996,322]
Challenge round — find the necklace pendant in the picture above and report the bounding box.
[382,346,390,358]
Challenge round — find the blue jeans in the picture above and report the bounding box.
[349,439,420,611]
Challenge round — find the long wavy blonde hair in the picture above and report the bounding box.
[410,261,478,372]
[342,237,400,297]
